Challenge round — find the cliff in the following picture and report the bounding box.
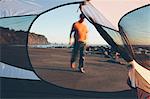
[0,27,48,45]
[28,33,48,45]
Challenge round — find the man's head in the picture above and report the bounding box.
[80,13,85,19]
[79,13,85,22]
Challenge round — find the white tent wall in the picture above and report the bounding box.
[0,62,40,80]
[0,0,84,18]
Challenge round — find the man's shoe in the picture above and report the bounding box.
[79,67,85,73]
[71,63,76,69]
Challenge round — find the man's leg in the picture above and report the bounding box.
[78,42,86,73]
[70,43,79,69]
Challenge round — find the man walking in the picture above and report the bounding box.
[69,13,88,73]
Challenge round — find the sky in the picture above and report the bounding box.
[30,4,108,45]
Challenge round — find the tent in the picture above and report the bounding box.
[81,0,150,98]
[0,0,149,98]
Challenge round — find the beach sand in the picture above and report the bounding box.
[28,48,131,92]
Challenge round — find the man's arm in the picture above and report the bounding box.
[69,24,75,46]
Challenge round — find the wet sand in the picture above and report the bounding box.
[28,48,131,92]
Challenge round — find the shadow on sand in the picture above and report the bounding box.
[34,67,79,73]
[99,59,126,65]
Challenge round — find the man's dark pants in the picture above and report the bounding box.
[71,41,86,69]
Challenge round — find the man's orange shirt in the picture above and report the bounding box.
[74,21,88,43]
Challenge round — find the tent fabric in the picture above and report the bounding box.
[0,0,84,18]
[81,0,150,94]
[129,60,150,93]
[82,0,150,31]
[0,62,40,80]
[118,6,150,94]
[0,0,149,94]
[119,5,150,70]
[0,16,36,70]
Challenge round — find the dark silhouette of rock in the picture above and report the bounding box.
[0,27,48,45]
